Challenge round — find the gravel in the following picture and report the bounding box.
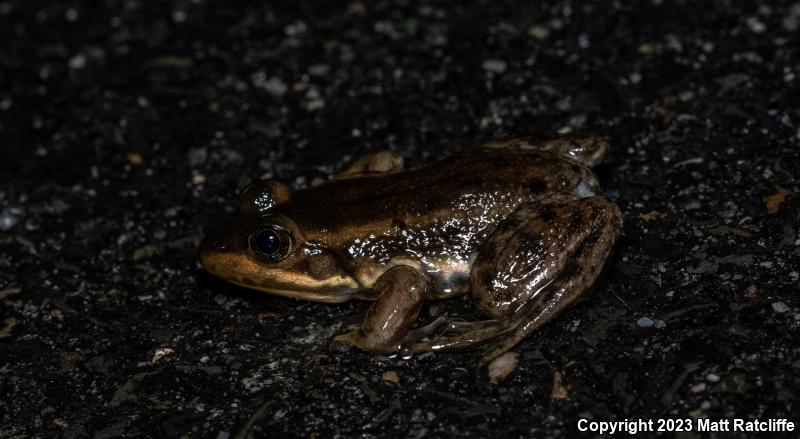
[1,1,798,437]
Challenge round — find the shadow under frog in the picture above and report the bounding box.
[199,135,623,369]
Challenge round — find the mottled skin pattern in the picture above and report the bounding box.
[199,135,623,368]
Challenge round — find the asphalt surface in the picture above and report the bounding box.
[1,0,799,437]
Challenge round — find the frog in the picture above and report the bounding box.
[198,135,623,368]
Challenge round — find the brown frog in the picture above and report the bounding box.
[198,135,623,368]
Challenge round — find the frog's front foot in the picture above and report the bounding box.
[331,330,383,353]
[330,326,406,354]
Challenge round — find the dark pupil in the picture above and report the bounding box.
[254,230,281,255]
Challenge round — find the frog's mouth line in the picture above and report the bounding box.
[228,279,356,303]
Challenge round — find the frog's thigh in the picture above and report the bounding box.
[472,196,622,367]
[338,150,404,177]
[402,196,621,354]
[332,265,428,354]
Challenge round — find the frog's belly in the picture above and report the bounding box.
[351,252,475,300]
[412,253,476,299]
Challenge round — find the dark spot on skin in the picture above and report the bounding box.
[584,228,602,247]
[567,211,582,234]
[463,176,485,187]
[443,224,460,236]
[482,273,495,292]
[497,216,519,233]
[425,194,444,210]
[529,178,547,193]
[539,208,556,222]
[480,245,496,261]
[562,260,581,279]
[492,157,510,168]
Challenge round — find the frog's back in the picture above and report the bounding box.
[283,147,598,241]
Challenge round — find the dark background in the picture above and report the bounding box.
[1,0,799,437]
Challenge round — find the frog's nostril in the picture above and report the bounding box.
[198,232,229,271]
[210,241,228,251]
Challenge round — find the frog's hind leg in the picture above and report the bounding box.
[403,196,621,365]
[485,134,608,167]
[473,196,623,369]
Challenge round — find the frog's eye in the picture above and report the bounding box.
[249,227,292,262]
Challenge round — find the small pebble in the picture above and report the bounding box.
[305,99,325,111]
[172,10,187,23]
[262,77,287,96]
[747,17,766,33]
[706,373,721,383]
[127,153,143,166]
[684,200,701,210]
[151,347,174,363]
[482,59,507,74]
[636,317,654,327]
[308,63,330,76]
[68,53,86,69]
[528,25,549,40]
[65,8,78,22]
[488,351,518,384]
[772,301,790,313]
[550,370,568,399]
[0,207,22,231]
[382,370,399,383]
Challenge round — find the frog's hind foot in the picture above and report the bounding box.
[484,134,609,168]
[399,316,448,344]
[335,150,404,179]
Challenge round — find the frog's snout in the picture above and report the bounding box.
[198,225,233,276]
[199,226,228,253]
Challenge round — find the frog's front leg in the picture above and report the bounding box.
[331,265,429,354]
